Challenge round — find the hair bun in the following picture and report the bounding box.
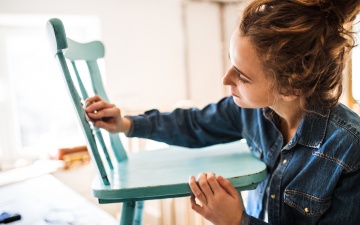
[327,0,359,23]
[296,0,359,24]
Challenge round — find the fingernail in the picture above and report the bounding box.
[197,172,205,179]
[217,175,224,181]
[188,175,193,183]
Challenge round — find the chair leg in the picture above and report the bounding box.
[133,201,144,225]
[120,201,136,225]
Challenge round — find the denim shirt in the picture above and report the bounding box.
[126,96,360,225]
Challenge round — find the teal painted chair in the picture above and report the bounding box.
[46,18,267,225]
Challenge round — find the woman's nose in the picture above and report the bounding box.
[222,68,234,86]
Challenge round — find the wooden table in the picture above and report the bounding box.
[0,174,117,225]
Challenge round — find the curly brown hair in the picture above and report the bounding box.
[239,0,360,110]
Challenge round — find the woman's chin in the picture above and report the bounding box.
[232,97,261,109]
[232,97,245,107]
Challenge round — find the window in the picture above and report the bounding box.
[0,15,101,169]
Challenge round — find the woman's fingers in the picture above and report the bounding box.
[217,175,240,199]
[85,100,113,114]
[85,97,119,120]
[188,172,220,207]
[188,173,244,225]
[206,172,222,194]
[83,95,125,132]
[88,104,117,119]
[190,194,204,214]
[83,95,132,134]
[189,175,207,205]
[197,173,214,197]
[84,96,102,109]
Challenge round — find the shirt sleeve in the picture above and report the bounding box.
[125,97,245,147]
[242,213,268,225]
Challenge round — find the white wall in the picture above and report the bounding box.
[0,0,247,112]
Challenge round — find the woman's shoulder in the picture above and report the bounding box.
[328,103,360,141]
[318,104,360,172]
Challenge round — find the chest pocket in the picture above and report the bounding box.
[284,189,332,217]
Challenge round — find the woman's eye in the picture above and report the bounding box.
[238,76,248,84]
[235,72,248,84]
[232,66,249,84]
[239,77,248,84]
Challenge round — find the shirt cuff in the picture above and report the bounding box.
[124,115,152,138]
[124,116,135,136]
[241,213,268,225]
[242,212,251,225]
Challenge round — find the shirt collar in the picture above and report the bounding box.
[262,106,330,149]
[294,107,330,148]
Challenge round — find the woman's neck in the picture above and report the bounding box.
[270,99,304,145]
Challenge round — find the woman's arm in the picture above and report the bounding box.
[126,97,245,147]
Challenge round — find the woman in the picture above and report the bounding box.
[85,0,360,224]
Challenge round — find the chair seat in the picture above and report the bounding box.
[92,141,267,203]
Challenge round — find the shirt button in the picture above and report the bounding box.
[271,194,276,199]
[304,207,310,213]
[283,159,288,164]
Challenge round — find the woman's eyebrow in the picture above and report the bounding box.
[233,65,252,81]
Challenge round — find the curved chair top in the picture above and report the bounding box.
[46,18,68,56]
[46,18,105,60]
[66,38,105,61]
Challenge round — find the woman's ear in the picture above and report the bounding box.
[280,88,300,102]
[281,94,298,102]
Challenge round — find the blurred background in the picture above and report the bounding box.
[0,0,358,224]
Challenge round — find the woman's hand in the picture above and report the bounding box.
[189,172,244,225]
[84,95,131,134]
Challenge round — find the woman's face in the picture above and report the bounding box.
[223,30,278,108]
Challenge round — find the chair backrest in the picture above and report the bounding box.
[46,18,127,185]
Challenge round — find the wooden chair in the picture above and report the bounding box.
[46,18,267,225]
